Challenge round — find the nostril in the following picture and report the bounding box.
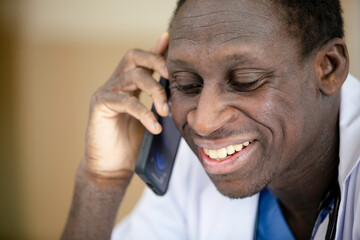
[187,107,239,137]
[221,107,239,122]
[186,110,197,130]
[187,109,211,136]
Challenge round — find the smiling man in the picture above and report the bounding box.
[62,0,360,239]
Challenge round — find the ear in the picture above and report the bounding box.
[314,38,349,96]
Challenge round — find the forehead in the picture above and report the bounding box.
[170,0,283,46]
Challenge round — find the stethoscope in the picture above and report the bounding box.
[311,182,341,240]
[253,182,341,240]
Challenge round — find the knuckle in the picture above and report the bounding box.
[90,89,102,105]
[151,54,164,64]
[131,68,152,86]
[152,84,166,97]
[141,110,154,120]
[89,89,105,112]
[131,67,143,78]
[126,95,138,107]
[152,53,162,61]
[124,48,140,62]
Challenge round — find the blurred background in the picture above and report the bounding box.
[0,0,358,239]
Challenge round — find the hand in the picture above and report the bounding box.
[83,33,169,179]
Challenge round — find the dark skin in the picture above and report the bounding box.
[62,0,349,239]
[167,0,349,239]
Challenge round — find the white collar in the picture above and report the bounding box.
[338,74,360,186]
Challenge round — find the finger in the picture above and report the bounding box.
[122,49,168,79]
[104,66,169,117]
[132,51,168,79]
[151,32,169,55]
[124,96,162,135]
[130,68,169,117]
[96,92,163,135]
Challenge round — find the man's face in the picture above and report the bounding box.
[167,0,324,198]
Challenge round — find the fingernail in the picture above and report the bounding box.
[161,31,169,40]
[163,103,169,114]
[162,66,168,77]
[154,122,161,131]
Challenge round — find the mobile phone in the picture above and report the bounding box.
[135,76,181,196]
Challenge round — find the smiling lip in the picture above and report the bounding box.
[202,140,253,161]
[198,140,257,175]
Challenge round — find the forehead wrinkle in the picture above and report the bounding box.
[175,8,272,26]
[171,7,276,44]
[178,9,243,19]
[173,9,273,32]
[168,45,261,72]
[171,24,267,44]
[174,20,242,32]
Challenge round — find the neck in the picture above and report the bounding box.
[268,126,339,240]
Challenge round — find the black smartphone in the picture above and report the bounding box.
[135,76,181,196]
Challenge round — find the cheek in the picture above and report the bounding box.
[235,88,306,153]
[170,95,195,132]
[171,96,200,155]
[252,89,311,166]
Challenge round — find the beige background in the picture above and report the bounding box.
[0,0,359,239]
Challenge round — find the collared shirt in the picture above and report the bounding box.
[256,188,295,240]
[112,74,360,240]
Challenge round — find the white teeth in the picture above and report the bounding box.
[234,144,243,151]
[204,148,209,155]
[226,145,235,155]
[203,140,253,161]
[217,148,227,159]
[208,149,218,159]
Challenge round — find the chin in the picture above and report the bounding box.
[208,174,269,199]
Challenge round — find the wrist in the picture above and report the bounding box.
[76,157,134,191]
[62,158,131,240]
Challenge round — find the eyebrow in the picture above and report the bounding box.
[167,58,191,68]
[225,53,253,64]
[167,53,256,69]
[168,58,186,65]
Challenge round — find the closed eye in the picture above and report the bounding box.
[231,79,259,88]
[171,71,202,95]
[230,79,260,91]
[176,84,202,95]
[229,71,272,92]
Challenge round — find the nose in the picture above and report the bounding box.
[187,86,238,137]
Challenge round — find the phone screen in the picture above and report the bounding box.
[135,77,181,196]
